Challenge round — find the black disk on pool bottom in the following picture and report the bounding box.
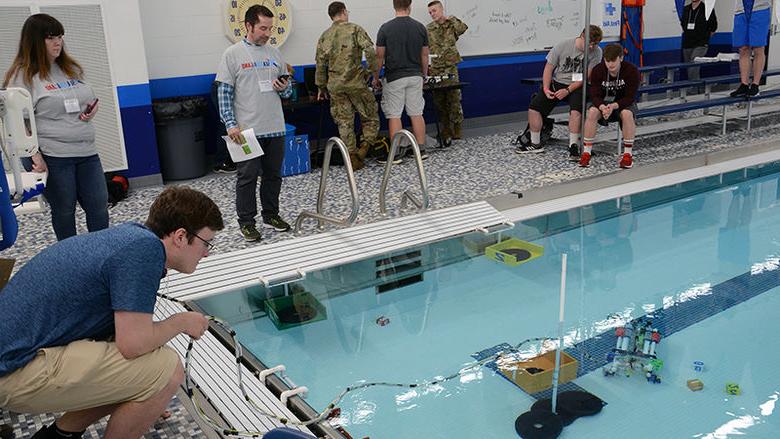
[556,391,605,417]
[530,399,576,426]
[515,410,563,439]
[502,248,532,261]
[531,391,605,425]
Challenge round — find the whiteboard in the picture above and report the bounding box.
[444,0,606,55]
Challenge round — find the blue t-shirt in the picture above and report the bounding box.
[0,223,166,376]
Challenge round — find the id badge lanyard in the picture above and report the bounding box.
[687,6,701,30]
[242,40,277,93]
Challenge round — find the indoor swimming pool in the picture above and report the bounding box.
[196,163,780,438]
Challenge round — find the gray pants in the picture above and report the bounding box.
[235,136,285,226]
[683,45,708,80]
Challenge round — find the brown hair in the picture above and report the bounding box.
[3,14,83,88]
[145,186,224,241]
[581,24,604,45]
[245,4,274,27]
[394,0,412,10]
[427,1,442,7]
[603,43,623,61]
[328,1,347,18]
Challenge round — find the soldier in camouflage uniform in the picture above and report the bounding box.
[315,1,380,171]
[427,0,468,143]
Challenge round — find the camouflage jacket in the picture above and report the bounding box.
[426,16,468,71]
[315,21,378,92]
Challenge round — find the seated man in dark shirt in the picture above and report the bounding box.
[580,43,640,169]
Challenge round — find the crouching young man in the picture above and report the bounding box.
[580,43,640,169]
[0,186,223,439]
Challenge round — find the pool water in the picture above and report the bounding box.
[199,169,780,438]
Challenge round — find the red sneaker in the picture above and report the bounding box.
[579,152,591,167]
[619,153,633,169]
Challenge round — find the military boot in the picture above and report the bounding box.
[349,153,365,171]
[452,122,463,140]
[357,141,371,161]
[439,113,452,143]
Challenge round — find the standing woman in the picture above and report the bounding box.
[3,13,108,240]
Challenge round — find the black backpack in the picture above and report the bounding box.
[512,116,555,146]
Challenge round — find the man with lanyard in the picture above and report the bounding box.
[216,4,293,242]
[580,43,640,169]
[680,0,717,82]
[516,25,603,161]
[730,0,771,97]
[426,0,468,144]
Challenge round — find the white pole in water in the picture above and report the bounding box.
[551,253,567,414]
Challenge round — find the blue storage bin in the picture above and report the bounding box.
[282,133,310,177]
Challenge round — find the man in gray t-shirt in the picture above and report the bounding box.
[374,0,430,160]
[516,26,603,160]
[215,5,293,241]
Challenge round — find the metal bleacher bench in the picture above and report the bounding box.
[154,201,511,437]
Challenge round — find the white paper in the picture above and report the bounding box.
[705,0,715,22]
[572,73,583,82]
[223,128,264,163]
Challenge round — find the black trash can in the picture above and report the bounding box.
[153,96,208,181]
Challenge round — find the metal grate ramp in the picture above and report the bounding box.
[154,299,311,436]
[159,201,511,302]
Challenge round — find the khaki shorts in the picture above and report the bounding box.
[381,76,425,118]
[0,339,179,414]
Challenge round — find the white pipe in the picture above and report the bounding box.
[551,253,567,414]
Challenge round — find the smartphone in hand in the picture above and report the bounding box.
[82,98,99,116]
[277,74,291,82]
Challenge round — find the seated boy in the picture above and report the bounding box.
[516,25,603,159]
[579,43,640,169]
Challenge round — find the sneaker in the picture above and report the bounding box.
[377,154,403,165]
[748,84,760,97]
[568,143,580,161]
[262,214,291,232]
[514,143,544,154]
[406,148,429,160]
[729,83,749,98]
[579,152,591,167]
[619,153,633,169]
[213,162,237,174]
[240,224,262,242]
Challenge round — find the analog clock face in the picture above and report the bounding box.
[225,0,292,48]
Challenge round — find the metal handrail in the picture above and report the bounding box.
[379,129,430,216]
[293,137,359,233]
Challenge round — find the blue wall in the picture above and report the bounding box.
[117,34,738,178]
[116,83,161,178]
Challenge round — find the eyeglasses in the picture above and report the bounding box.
[188,230,214,252]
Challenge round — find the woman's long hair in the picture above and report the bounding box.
[2,14,83,88]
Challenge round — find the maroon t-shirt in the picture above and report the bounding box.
[589,61,640,110]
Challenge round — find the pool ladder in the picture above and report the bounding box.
[294,130,431,233]
[293,137,360,233]
[379,129,430,216]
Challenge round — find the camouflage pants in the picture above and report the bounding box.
[329,88,379,153]
[430,68,463,130]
